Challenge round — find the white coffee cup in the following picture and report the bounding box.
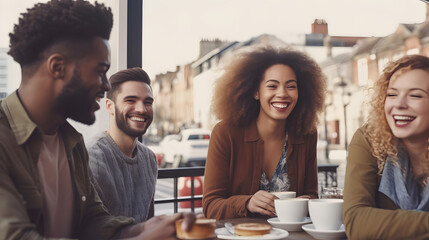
[272,191,296,199]
[274,198,308,222]
[308,199,343,230]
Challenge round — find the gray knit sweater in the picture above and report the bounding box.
[88,131,157,223]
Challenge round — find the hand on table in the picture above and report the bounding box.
[246,190,277,217]
[122,212,197,240]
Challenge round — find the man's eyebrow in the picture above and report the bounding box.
[98,62,110,69]
[124,95,154,101]
[124,95,138,99]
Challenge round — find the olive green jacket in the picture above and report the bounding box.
[0,92,134,240]
[344,127,429,240]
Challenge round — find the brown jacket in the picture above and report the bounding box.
[344,127,429,240]
[203,120,318,220]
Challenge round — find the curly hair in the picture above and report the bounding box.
[366,54,429,173]
[8,0,113,66]
[212,46,326,136]
[107,67,152,101]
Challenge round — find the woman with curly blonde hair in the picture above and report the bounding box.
[203,46,326,219]
[344,54,429,239]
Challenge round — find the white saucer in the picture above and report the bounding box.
[267,217,312,231]
[178,235,216,240]
[301,224,346,240]
[215,227,289,240]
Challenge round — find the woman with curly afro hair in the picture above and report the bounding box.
[203,46,326,219]
[344,55,429,239]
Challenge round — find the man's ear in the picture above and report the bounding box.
[47,53,66,80]
[106,98,115,116]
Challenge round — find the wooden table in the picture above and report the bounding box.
[214,218,316,240]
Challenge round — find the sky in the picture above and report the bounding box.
[142,0,427,77]
[0,0,427,79]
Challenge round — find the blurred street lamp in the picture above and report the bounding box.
[324,91,333,162]
[335,79,352,152]
[342,92,351,152]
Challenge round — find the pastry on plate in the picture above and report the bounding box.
[176,218,217,239]
[234,223,272,236]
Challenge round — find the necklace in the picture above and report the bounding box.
[416,174,429,190]
[422,177,428,188]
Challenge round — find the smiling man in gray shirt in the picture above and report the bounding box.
[88,68,158,223]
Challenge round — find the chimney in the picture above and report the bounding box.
[312,19,328,35]
[199,39,224,57]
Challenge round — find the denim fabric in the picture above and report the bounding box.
[379,149,429,211]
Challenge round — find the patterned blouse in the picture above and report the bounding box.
[259,140,290,192]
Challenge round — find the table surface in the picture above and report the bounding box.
[214,218,317,240]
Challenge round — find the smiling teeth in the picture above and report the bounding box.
[393,115,415,121]
[130,117,146,122]
[272,103,288,109]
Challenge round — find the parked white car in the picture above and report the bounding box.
[161,128,211,168]
[159,134,179,167]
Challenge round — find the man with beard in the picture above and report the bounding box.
[0,0,195,239]
[88,68,157,223]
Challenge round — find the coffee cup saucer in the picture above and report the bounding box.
[267,217,312,231]
[301,223,346,240]
[215,227,289,240]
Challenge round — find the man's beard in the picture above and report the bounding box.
[54,68,96,125]
[115,105,151,138]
